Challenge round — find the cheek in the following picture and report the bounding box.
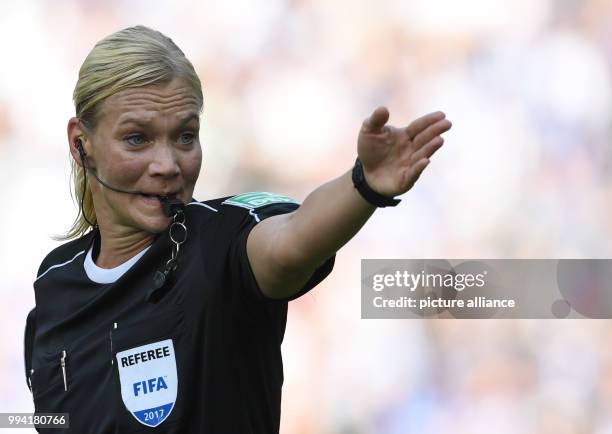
[182,148,202,183]
[101,147,147,186]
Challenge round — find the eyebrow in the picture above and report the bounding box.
[117,113,200,128]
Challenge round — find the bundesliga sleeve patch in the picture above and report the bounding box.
[116,339,178,428]
[222,192,300,210]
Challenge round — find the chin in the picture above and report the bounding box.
[129,196,176,233]
[133,214,173,234]
[146,218,173,234]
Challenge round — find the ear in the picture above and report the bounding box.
[67,117,90,168]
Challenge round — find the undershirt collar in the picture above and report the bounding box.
[84,244,151,284]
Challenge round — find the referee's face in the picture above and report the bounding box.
[80,77,202,234]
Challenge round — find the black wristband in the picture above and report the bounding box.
[351,158,401,207]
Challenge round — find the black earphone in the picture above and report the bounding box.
[76,137,87,160]
[74,137,97,228]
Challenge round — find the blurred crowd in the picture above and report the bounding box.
[1,0,611,432]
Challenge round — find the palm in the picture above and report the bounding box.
[357,107,452,197]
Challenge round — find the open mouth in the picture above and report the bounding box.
[138,192,184,216]
[139,193,180,208]
[140,192,178,200]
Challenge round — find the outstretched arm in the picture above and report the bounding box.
[247,107,452,299]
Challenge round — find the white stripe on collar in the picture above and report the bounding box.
[36,250,86,282]
[187,201,218,212]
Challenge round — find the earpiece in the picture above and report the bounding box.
[75,138,86,160]
[74,136,97,228]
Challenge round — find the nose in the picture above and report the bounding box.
[149,143,180,179]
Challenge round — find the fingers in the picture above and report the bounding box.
[405,111,445,139]
[407,158,430,186]
[411,136,444,164]
[362,106,390,134]
[412,118,451,149]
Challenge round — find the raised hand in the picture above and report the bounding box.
[357,107,451,197]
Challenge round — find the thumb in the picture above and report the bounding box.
[362,106,389,134]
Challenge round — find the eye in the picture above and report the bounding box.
[125,134,147,146]
[178,132,196,145]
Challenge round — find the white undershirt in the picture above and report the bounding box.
[84,244,151,284]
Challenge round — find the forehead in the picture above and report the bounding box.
[99,78,200,126]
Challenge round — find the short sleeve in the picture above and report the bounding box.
[228,202,335,303]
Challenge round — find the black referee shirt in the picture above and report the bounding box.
[24,193,335,433]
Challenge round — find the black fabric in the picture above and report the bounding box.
[24,307,36,391]
[24,195,335,433]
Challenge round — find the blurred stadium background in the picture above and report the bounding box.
[1,0,611,432]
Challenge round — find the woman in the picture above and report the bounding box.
[24,25,451,433]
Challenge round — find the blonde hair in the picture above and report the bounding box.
[60,25,203,240]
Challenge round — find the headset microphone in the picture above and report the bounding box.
[74,138,186,302]
[74,138,183,218]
